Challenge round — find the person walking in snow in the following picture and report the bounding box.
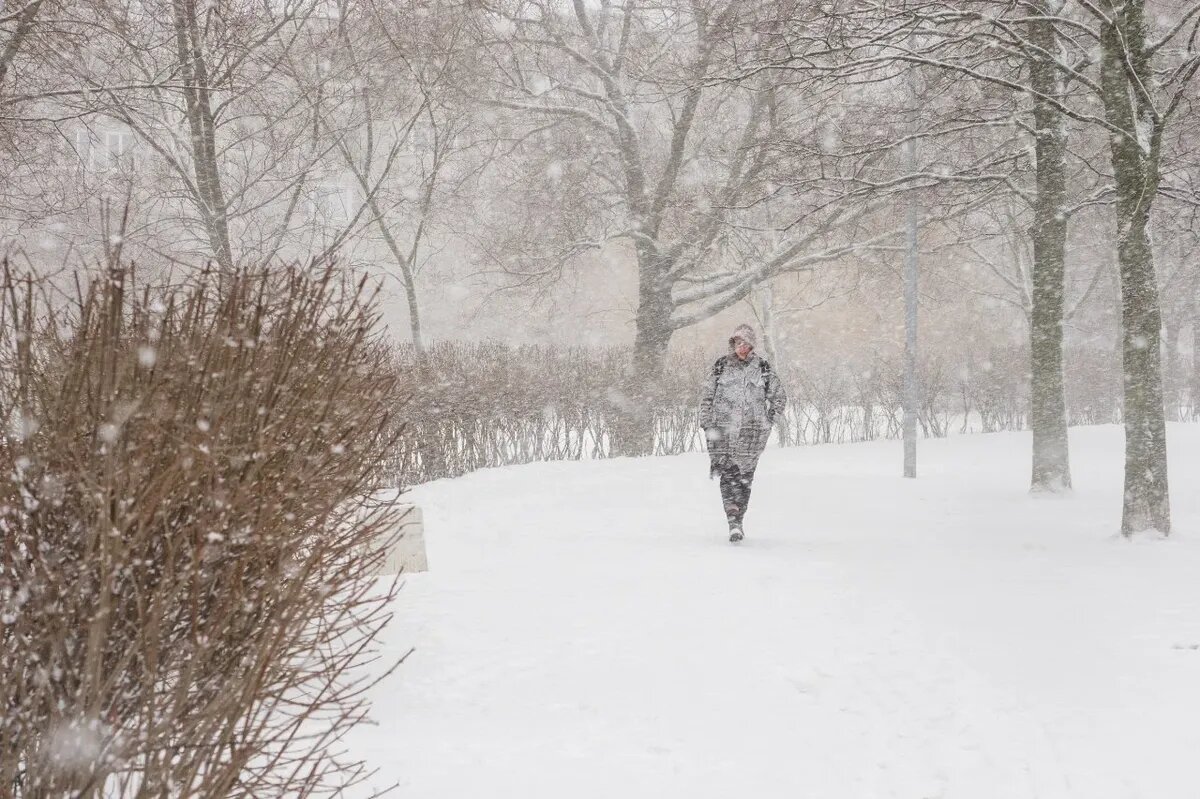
[699,324,787,543]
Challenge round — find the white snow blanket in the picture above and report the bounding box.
[348,424,1200,798]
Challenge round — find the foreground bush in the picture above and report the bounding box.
[0,262,404,797]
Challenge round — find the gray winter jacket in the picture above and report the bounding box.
[699,353,787,470]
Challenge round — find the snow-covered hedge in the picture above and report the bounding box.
[378,339,1140,487]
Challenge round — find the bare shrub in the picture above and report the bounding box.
[0,262,404,797]
[374,335,1134,487]
[381,343,710,484]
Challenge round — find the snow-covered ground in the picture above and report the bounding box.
[347,424,1200,798]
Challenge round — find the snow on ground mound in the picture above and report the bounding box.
[348,424,1200,798]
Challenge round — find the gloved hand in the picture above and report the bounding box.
[704,426,722,443]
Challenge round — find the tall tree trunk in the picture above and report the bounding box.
[172,0,234,271]
[364,191,425,353]
[402,271,425,354]
[902,145,919,479]
[759,283,791,446]
[0,0,47,88]
[1027,12,1072,492]
[611,251,673,457]
[1192,286,1200,421]
[1099,2,1170,535]
[901,38,920,478]
[1165,320,1184,421]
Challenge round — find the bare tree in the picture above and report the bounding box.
[835,0,1103,491]
[0,0,102,240]
[1024,1,1076,491]
[1086,0,1199,535]
[0,1,50,89]
[889,0,1199,528]
[474,0,912,452]
[317,0,485,353]
[169,0,235,268]
[45,1,370,268]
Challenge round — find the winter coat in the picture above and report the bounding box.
[699,352,787,472]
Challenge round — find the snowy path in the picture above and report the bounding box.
[348,425,1200,798]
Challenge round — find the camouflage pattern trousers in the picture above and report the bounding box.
[711,453,757,527]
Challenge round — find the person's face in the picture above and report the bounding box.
[734,338,752,360]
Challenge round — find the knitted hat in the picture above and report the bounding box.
[729,323,756,350]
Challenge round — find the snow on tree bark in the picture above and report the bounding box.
[170,0,235,272]
[1097,0,1170,535]
[1027,8,1072,493]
